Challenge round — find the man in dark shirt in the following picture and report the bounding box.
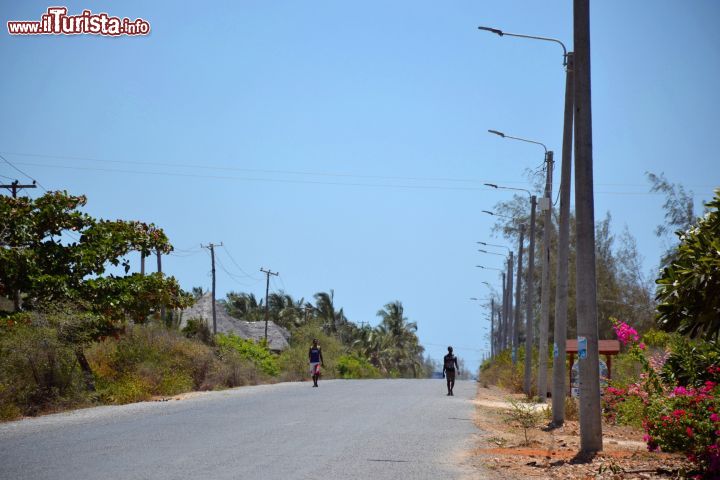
[443,346,459,396]
[308,338,324,387]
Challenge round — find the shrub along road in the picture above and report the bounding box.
[0,379,483,479]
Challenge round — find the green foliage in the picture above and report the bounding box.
[661,337,720,388]
[656,190,720,340]
[181,317,213,344]
[0,190,192,323]
[480,349,525,393]
[505,398,542,445]
[615,395,645,428]
[641,328,678,348]
[335,354,381,379]
[87,324,219,403]
[215,333,279,377]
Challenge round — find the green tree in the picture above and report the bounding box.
[0,191,192,321]
[647,172,697,268]
[656,190,720,340]
[375,301,425,377]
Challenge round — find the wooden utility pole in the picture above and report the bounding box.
[202,242,223,335]
[574,0,603,453]
[2,180,37,311]
[260,267,279,343]
[552,52,575,425]
[537,151,554,402]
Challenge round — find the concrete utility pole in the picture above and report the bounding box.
[506,251,514,361]
[513,224,525,368]
[140,254,145,275]
[500,272,507,351]
[202,242,223,335]
[574,0,603,452]
[1,180,37,311]
[552,51,575,425]
[537,151,554,402]
[525,195,537,395]
[490,297,495,357]
[260,267,279,343]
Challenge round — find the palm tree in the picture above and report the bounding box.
[376,301,425,378]
[225,291,264,322]
[314,290,349,336]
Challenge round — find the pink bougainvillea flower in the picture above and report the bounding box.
[711,413,720,422]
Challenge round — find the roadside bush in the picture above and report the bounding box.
[278,322,343,381]
[87,324,218,403]
[181,317,213,345]
[215,333,279,377]
[0,315,90,418]
[335,354,381,379]
[645,382,720,476]
[661,337,720,388]
[204,350,261,389]
[479,347,530,395]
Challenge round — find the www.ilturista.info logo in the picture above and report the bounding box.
[7,7,150,36]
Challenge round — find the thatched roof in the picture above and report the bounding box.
[180,293,290,351]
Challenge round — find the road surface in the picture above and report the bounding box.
[0,379,483,479]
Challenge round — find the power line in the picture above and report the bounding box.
[0,150,531,186]
[9,159,711,197]
[220,245,261,280]
[6,160,501,192]
[0,154,48,191]
[215,256,260,287]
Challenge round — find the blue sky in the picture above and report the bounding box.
[2,1,719,369]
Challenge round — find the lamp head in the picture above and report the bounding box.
[488,129,505,138]
[478,26,504,36]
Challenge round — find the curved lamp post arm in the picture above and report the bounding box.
[478,26,567,65]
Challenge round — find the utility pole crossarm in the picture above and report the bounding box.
[1,180,37,198]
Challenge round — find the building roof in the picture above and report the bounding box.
[565,339,621,355]
[180,293,290,351]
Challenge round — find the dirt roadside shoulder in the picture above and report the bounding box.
[468,384,691,479]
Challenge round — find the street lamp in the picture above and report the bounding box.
[480,25,582,431]
[477,26,567,65]
[478,248,505,257]
[481,210,514,220]
[489,128,554,403]
[477,241,511,253]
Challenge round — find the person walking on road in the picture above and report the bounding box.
[309,338,324,387]
[443,346,459,396]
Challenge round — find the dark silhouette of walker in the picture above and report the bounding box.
[442,346,459,396]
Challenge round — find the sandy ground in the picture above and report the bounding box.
[468,384,692,479]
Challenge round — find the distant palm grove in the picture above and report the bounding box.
[219,288,434,379]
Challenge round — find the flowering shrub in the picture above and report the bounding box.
[609,318,720,477]
[644,380,720,475]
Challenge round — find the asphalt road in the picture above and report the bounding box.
[0,379,482,480]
